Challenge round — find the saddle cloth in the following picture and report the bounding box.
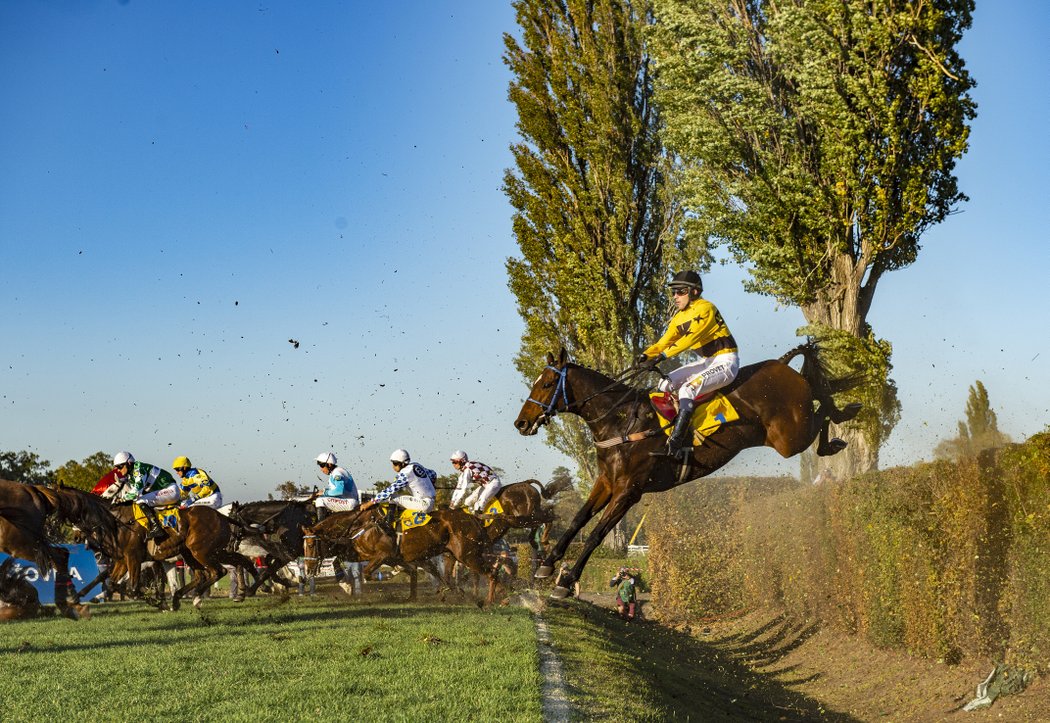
[399,508,432,531]
[132,504,181,531]
[649,390,740,445]
[478,499,506,526]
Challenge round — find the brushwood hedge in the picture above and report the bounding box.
[647,434,1050,670]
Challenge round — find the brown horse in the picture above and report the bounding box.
[227,499,313,595]
[513,342,862,598]
[76,503,258,610]
[452,478,573,575]
[0,480,121,619]
[303,506,503,604]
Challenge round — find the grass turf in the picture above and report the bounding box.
[541,598,847,722]
[0,592,541,722]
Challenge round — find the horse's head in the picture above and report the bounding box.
[515,348,572,436]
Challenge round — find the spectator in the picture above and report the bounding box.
[610,566,638,621]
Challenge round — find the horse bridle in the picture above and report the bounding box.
[524,364,571,424]
[525,363,652,426]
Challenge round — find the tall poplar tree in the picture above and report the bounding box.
[649,0,976,474]
[504,0,686,487]
[933,380,1010,461]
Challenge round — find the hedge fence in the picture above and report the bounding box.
[647,433,1050,671]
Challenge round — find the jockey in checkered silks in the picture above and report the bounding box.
[448,450,502,515]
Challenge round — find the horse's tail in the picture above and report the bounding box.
[535,477,573,500]
[780,341,865,400]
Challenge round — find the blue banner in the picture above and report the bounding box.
[0,544,102,604]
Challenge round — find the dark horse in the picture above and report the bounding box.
[465,478,573,568]
[0,480,121,619]
[228,499,313,594]
[303,507,503,604]
[514,342,862,598]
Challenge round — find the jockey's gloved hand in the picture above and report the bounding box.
[634,353,664,371]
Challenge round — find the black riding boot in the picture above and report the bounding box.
[666,398,697,460]
[139,504,165,540]
[382,505,399,535]
[315,506,328,523]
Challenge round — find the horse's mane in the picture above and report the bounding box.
[40,485,122,556]
[566,362,649,399]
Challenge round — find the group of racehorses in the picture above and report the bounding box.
[1,342,859,618]
[0,474,570,618]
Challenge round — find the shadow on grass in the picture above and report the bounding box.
[546,599,860,722]
[0,599,507,655]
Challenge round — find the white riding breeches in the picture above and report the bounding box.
[136,485,180,507]
[391,495,435,513]
[464,479,502,513]
[658,352,739,402]
[187,491,223,509]
[315,496,359,512]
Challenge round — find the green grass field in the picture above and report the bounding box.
[0,589,542,723]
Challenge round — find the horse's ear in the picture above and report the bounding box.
[546,351,556,365]
[558,347,568,366]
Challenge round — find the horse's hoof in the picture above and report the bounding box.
[550,585,571,599]
[171,598,181,611]
[839,403,862,422]
[61,606,81,621]
[819,438,848,456]
[231,596,245,603]
[338,582,355,597]
[534,565,554,579]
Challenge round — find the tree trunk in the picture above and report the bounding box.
[802,254,879,477]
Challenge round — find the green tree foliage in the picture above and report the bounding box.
[54,451,112,491]
[269,480,313,500]
[934,380,1010,461]
[0,450,53,484]
[504,0,689,484]
[649,0,975,473]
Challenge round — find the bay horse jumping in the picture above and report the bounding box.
[303,507,503,604]
[0,480,121,619]
[474,478,572,551]
[514,342,862,598]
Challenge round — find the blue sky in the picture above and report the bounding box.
[1,1,1047,500]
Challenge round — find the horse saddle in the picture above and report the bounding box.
[649,390,740,445]
[132,504,181,532]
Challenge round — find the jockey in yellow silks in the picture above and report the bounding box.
[633,270,739,460]
[171,456,223,509]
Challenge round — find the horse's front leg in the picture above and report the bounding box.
[552,488,641,599]
[535,476,612,579]
[48,545,79,619]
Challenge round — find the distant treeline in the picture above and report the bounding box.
[648,433,1050,671]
